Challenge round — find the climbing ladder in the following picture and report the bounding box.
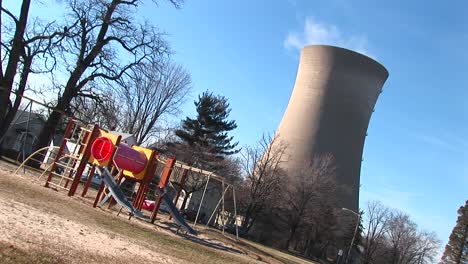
[43,119,97,195]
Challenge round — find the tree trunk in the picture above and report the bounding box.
[33,70,79,160]
[241,204,252,229]
[391,247,399,264]
[285,224,298,250]
[0,55,33,150]
[303,230,312,256]
[31,110,62,165]
[31,0,117,156]
[319,241,329,259]
[0,0,31,127]
[246,217,256,232]
[294,238,300,251]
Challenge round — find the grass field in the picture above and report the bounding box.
[0,160,317,264]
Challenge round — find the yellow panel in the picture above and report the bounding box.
[123,145,154,180]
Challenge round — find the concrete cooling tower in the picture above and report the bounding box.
[276,45,388,211]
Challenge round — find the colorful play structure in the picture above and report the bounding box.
[16,116,239,238]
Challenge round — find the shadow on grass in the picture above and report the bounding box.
[0,242,63,264]
[155,221,246,255]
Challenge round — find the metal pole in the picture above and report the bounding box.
[193,175,210,227]
[169,168,188,220]
[232,186,239,240]
[14,146,59,174]
[22,101,33,173]
[343,208,360,264]
[221,181,225,235]
[205,185,230,228]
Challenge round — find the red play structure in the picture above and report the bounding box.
[91,136,147,173]
[17,117,239,238]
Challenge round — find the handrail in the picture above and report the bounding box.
[15,146,60,174]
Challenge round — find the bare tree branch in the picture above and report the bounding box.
[237,133,287,231]
[34,0,181,153]
[116,58,191,144]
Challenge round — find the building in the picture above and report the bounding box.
[276,45,389,211]
[0,110,46,160]
[108,131,137,146]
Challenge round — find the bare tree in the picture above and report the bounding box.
[0,0,32,130]
[387,212,420,264]
[71,88,120,129]
[238,133,287,231]
[166,142,239,211]
[217,156,243,185]
[365,207,441,264]
[174,169,208,211]
[362,200,392,264]
[300,205,337,258]
[276,154,338,250]
[164,143,214,202]
[414,231,440,264]
[34,0,183,153]
[0,1,63,142]
[117,58,191,145]
[147,120,185,153]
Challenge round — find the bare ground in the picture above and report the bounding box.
[0,161,295,264]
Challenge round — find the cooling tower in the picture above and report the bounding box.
[277,45,388,211]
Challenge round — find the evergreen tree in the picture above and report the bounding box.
[441,200,468,264]
[174,91,239,169]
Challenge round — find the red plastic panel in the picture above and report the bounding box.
[114,143,147,173]
[90,136,147,174]
[91,137,114,161]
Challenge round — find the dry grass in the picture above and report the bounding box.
[0,160,316,264]
[0,241,63,264]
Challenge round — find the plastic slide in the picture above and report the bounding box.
[157,189,197,235]
[95,167,196,235]
[99,177,127,206]
[96,167,147,219]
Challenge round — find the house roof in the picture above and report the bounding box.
[108,130,137,146]
[12,110,46,126]
[10,110,46,131]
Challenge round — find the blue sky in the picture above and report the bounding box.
[8,0,467,251]
[145,0,467,248]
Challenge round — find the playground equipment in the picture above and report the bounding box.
[15,114,239,238]
[91,137,147,174]
[96,166,146,219]
[87,132,197,235]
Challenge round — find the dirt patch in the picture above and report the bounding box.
[0,161,273,264]
[0,199,172,263]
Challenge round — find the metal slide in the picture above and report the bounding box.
[157,189,197,235]
[96,167,147,219]
[99,177,127,207]
[96,167,197,235]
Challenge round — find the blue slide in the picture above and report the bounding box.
[96,167,197,235]
[157,188,197,235]
[96,167,147,219]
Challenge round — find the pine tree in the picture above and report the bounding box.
[174,91,239,169]
[441,200,468,264]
